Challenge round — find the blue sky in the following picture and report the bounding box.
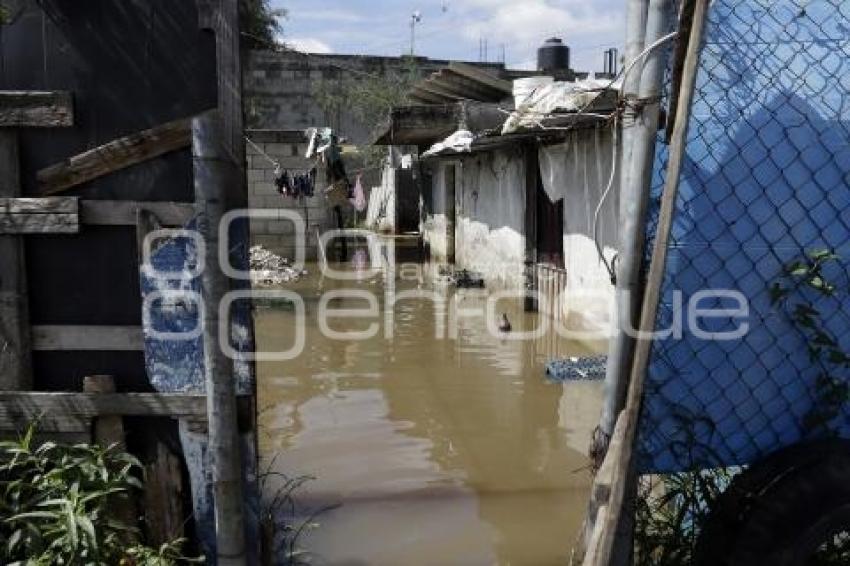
[272,0,625,73]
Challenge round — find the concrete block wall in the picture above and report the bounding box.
[244,51,507,144]
[245,129,328,260]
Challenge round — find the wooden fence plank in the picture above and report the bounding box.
[0,391,251,424]
[0,213,78,234]
[0,131,33,390]
[80,200,194,226]
[0,91,73,128]
[37,117,192,195]
[0,197,78,214]
[31,325,144,351]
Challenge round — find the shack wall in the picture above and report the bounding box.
[541,127,619,335]
[1,1,215,390]
[423,149,527,288]
[422,127,619,331]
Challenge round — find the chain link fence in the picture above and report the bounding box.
[636,0,850,474]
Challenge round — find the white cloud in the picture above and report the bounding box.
[460,0,620,44]
[294,9,365,23]
[447,0,623,69]
[286,37,334,54]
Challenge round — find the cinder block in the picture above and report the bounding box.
[247,168,265,182]
[252,182,277,196]
[250,219,269,233]
[268,220,297,234]
[266,143,288,156]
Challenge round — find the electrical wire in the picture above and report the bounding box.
[587,30,679,282]
[244,134,281,169]
[592,113,619,283]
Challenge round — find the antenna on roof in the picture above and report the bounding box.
[410,11,423,56]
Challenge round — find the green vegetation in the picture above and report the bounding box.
[240,0,287,49]
[770,249,850,433]
[634,469,734,566]
[0,423,199,565]
[259,456,340,566]
[313,59,421,168]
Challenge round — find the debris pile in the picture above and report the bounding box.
[249,245,306,286]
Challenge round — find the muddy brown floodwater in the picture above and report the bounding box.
[255,262,605,565]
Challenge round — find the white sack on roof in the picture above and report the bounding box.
[421,129,475,158]
[502,78,618,134]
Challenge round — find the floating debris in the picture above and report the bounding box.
[545,355,607,382]
[433,266,485,288]
[250,245,306,286]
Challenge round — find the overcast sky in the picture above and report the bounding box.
[272,0,625,73]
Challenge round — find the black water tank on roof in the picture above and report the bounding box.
[538,37,570,72]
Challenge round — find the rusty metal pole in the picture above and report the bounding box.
[193,111,247,565]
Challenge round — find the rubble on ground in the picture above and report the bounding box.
[249,245,306,286]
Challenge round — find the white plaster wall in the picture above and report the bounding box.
[421,129,619,334]
[423,163,450,263]
[542,128,619,337]
[365,165,396,233]
[455,149,527,288]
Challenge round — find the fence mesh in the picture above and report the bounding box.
[635,0,850,473]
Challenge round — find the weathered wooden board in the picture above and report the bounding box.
[0,197,78,214]
[80,200,194,226]
[2,392,217,418]
[0,392,252,428]
[31,325,144,351]
[0,91,73,127]
[0,132,33,390]
[37,117,192,195]
[0,213,79,234]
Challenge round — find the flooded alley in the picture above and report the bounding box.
[255,261,605,565]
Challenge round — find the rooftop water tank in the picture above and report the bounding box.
[537,37,570,73]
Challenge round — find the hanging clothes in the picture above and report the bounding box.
[274,167,315,199]
[350,173,367,212]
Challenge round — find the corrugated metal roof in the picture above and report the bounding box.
[408,62,513,105]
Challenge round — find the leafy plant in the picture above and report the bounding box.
[240,0,287,49]
[0,423,199,565]
[634,468,736,566]
[259,455,339,565]
[770,249,850,433]
[313,58,421,169]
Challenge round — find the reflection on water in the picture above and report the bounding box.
[256,263,604,565]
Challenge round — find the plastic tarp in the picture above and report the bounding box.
[502,78,618,134]
[421,129,475,157]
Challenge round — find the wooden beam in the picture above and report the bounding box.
[0,213,78,234]
[0,391,251,422]
[0,197,78,214]
[0,132,33,390]
[0,91,73,128]
[31,325,144,351]
[80,200,194,226]
[36,117,192,195]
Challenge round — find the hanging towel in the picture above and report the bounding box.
[350,174,367,212]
